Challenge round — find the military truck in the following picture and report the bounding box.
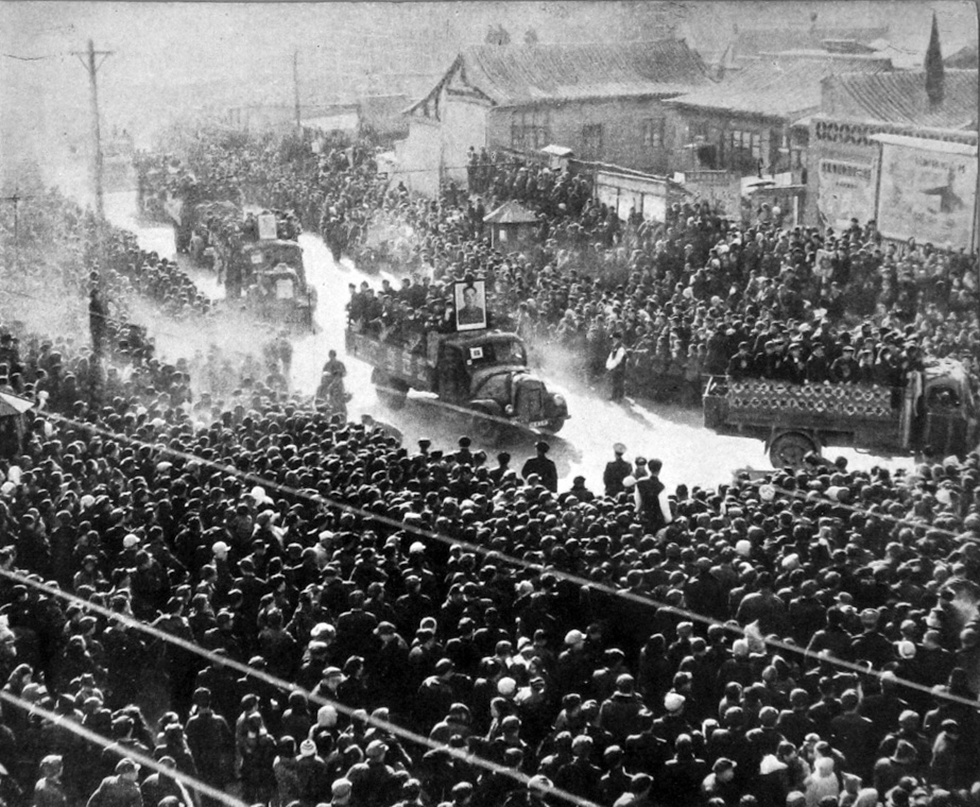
[242,239,317,328]
[345,328,569,442]
[168,199,240,256]
[703,358,978,468]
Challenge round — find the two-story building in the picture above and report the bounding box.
[664,51,894,181]
[393,40,710,196]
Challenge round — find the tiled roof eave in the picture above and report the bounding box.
[664,98,810,121]
[490,88,693,109]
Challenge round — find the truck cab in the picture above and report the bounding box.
[346,327,569,442]
[918,359,978,458]
[242,240,317,327]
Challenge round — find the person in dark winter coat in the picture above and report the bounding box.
[86,759,142,807]
[520,442,557,493]
[184,689,234,804]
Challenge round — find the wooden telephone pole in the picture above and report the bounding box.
[293,50,302,130]
[1,190,34,270]
[71,40,113,220]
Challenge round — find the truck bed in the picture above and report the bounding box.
[345,329,434,389]
[705,377,901,431]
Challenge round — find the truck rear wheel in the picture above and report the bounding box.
[769,432,816,470]
[372,369,408,410]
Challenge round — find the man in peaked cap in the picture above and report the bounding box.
[521,441,557,493]
[87,758,141,807]
[604,443,632,498]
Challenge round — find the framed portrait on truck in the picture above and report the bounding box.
[454,280,488,331]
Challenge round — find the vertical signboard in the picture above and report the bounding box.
[817,160,875,230]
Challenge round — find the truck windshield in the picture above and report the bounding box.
[927,385,961,410]
[465,339,526,368]
[249,246,302,271]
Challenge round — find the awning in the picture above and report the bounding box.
[0,392,34,417]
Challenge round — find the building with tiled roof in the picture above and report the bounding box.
[820,69,978,129]
[663,52,893,178]
[393,41,710,195]
[807,68,978,229]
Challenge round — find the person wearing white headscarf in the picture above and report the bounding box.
[803,755,840,807]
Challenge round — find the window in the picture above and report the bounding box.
[642,117,666,149]
[511,109,551,151]
[582,123,604,160]
[688,121,709,142]
[726,128,761,172]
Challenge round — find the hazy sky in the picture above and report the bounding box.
[1,1,976,156]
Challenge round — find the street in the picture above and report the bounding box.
[104,190,914,490]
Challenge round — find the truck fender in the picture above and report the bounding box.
[470,399,503,417]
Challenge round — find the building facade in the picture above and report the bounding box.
[664,52,894,182]
[394,40,709,196]
[806,69,978,229]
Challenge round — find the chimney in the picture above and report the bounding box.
[925,11,945,107]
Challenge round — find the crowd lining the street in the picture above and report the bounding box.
[136,133,979,409]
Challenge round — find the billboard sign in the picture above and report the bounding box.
[873,135,978,248]
[679,170,742,217]
[595,170,676,222]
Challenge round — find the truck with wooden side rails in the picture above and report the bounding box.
[345,327,569,442]
[703,358,979,468]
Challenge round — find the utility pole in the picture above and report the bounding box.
[72,40,113,220]
[1,190,33,270]
[293,49,302,130]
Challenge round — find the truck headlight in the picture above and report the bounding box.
[505,404,515,416]
[553,394,565,408]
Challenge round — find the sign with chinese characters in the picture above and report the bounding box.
[817,160,874,230]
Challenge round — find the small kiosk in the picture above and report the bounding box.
[483,201,540,250]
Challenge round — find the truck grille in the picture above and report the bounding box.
[517,385,544,420]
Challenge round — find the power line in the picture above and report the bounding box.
[0,569,605,807]
[0,689,246,807]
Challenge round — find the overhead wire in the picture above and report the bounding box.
[0,689,247,807]
[0,570,604,807]
[18,407,980,711]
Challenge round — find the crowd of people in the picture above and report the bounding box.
[140,131,979,409]
[1,134,980,807]
[0,303,980,807]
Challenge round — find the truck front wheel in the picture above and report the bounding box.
[541,418,565,434]
[471,406,503,444]
[768,432,816,470]
[373,369,408,410]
